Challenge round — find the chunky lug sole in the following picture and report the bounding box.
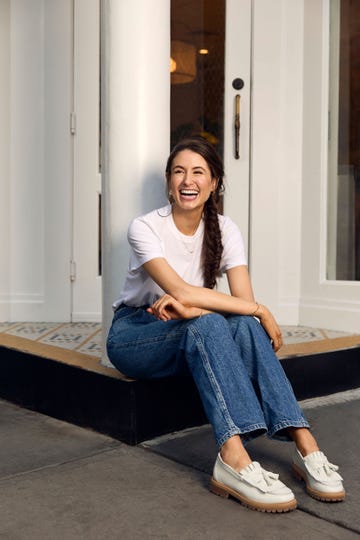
[209,477,297,513]
[292,463,345,502]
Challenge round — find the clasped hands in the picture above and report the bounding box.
[147,294,283,352]
[147,294,204,321]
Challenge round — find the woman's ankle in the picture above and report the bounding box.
[288,428,320,457]
[220,435,252,472]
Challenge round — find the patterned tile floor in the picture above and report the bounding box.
[0,322,102,357]
[0,322,357,359]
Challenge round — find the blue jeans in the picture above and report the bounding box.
[106,306,309,448]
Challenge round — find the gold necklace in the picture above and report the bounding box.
[172,214,201,237]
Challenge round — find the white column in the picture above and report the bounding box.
[101,0,170,365]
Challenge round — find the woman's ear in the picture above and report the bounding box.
[212,177,219,192]
[166,174,173,201]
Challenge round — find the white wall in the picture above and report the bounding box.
[250,0,304,324]
[10,0,45,316]
[42,0,72,321]
[0,0,11,321]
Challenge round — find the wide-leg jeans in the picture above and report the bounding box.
[106,306,309,448]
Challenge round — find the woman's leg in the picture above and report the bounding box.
[180,313,268,448]
[179,313,298,511]
[226,315,310,439]
[107,306,190,378]
[219,428,321,472]
[225,315,345,502]
[288,428,319,455]
[227,315,320,452]
[108,309,269,445]
[220,435,252,470]
[108,308,297,511]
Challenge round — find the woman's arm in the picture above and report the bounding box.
[143,257,283,351]
[143,257,258,315]
[226,265,255,302]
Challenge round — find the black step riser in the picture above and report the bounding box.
[0,346,359,445]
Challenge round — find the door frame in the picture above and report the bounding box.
[72,0,102,322]
[299,0,360,332]
[223,0,252,259]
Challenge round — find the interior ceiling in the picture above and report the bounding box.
[171,0,224,46]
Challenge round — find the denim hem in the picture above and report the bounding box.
[267,419,311,442]
[217,423,268,448]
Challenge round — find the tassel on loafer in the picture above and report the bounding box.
[210,453,297,513]
[292,448,345,502]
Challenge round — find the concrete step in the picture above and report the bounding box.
[0,329,359,445]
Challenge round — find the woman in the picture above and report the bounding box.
[107,136,345,513]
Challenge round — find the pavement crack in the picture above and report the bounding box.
[296,505,360,536]
[0,442,122,483]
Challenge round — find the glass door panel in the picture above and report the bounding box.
[170,0,225,156]
[170,0,252,254]
[328,0,360,280]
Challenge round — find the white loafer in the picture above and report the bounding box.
[292,448,345,502]
[210,453,297,513]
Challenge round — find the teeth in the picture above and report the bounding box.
[180,190,198,195]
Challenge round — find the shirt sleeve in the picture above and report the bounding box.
[220,216,247,273]
[127,216,165,271]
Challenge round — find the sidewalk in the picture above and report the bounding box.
[0,391,359,540]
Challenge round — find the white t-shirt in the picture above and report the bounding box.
[113,204,247,309]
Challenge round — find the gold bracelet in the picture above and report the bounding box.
[251,302,260,316]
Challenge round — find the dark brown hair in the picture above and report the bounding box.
[165,136,224,289]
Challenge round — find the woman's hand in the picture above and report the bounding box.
[256,304,283,352]
[147,294,204,321]
[148,295,283,351]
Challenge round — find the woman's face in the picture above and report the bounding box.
[168,149,217,213]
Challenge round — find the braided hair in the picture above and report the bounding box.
[165,136,225,289]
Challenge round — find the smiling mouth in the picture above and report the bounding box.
[179,189,199,198]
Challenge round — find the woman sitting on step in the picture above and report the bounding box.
[106,136,345,513]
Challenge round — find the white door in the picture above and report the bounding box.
[72,0,102,322]
[223,0,252,257]
[171,0,252,256]
[5,1,73,322]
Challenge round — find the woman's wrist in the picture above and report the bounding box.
[251,303,268,319]
[197,308,213,318]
